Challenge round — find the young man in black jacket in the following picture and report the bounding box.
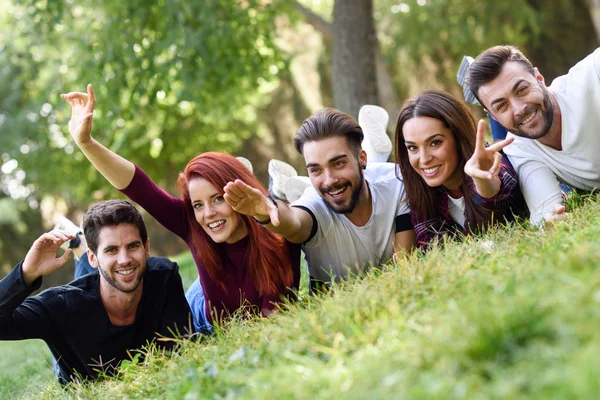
[0,200,191,384]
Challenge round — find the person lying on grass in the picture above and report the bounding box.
[223,108,415,293]
[0,200,191,384]
[394,90,528,249]
[62,84,300,334]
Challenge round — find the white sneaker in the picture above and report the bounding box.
[268,159,298,202]
[53,216,82,236]
[285,176,312,203]
[358,105,392,163]
[236,156,254,173]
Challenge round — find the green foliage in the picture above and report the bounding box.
[0,0,287,202]
[25,195,600,399]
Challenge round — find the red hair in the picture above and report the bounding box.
[177,152,293,296]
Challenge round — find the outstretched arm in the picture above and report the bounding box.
[464,120,514,199]
[224,179,314,243]
[61,84,135,190]
[21,230,75,285]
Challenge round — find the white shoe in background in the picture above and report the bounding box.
[236,156,254,173]
[285,176,312,203]
[268,159,298,202]
[358,105,392,163]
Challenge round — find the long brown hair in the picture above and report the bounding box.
[177,152,293,295]
[394,90,492,232]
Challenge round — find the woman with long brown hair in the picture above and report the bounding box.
[395,90,527,249]
[62,85,300,333]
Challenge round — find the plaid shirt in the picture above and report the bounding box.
[411,162,524,249]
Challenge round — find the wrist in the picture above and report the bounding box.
[20,262,39,286]
[252,214,271,225]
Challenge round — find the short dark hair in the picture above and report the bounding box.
[293,108,364,156]
[467,45,536,107]
[82,200,148,254]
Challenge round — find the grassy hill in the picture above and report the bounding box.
[6,195,600,399]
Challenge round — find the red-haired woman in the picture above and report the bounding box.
[62,85,300,333]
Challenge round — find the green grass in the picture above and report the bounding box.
[9,194,600,399]
[0,340,55,398]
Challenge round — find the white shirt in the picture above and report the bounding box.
[447,196,466,228]
[292,162,410,283]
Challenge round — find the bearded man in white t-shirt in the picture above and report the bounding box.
[467,45,600,226]
[224,108,415,289]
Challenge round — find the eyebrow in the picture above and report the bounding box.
[191,192,222,204]
[103,240,143,251]
[404,133,444,145]
[306,154,348,169]
[490,79,527,109]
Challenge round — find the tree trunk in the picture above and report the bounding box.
[332,0,379,117]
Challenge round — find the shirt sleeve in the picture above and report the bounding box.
[119,165,190,241]
[508,156,563,226]
[0,262,52,341]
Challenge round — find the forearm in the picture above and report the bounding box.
[77,138,135,190]
[472,176,502,199]
[263,203,310,243]
[0,263,42,339]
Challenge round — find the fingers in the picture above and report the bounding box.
[86,84,96,113]
[56,248,73,266]
[466,166,495,180]
[552,203,566,215]
[486,135,514,153]
[487,152,503,178]
[475,119,486,150]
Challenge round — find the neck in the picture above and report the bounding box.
[100,281,143,326]
[537,91,563,150]
[443,169,464,199]
[345,180,372,226]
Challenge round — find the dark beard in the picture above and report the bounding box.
[98,261,144,293]
[509,85,554,139]
[324,164,365,215]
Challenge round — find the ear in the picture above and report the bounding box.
[359,149,367,169]
[144,238,151,258]
[534,67,546,85]
[87,249,99,269]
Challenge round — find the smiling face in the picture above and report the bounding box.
[402,116,462,194]
[302,136,367,214]
[477,61,554,139]
[189,177,248,244]
[88,223,149,294]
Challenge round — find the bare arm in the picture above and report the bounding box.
[224,179,314,243]
[61,84,135,190]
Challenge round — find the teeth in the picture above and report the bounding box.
[329,187,345,196]
[520,110,536,125]
[423,166,441,174]
[116,269,134,275]
[208,220,225,229]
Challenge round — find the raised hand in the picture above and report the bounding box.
[61,84,96,145]
[21,230,75,285]
[224,180,280,226]
[464,119,514,181]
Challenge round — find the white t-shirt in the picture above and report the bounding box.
[447,196,466,228]
[504,48,600,225]
[292,162,410,283]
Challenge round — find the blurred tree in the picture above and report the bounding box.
[0,0,287,203]
[332,0,379,117]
